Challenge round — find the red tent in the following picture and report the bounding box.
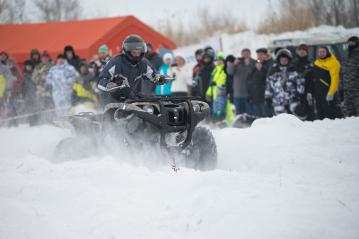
[0,15,176,66]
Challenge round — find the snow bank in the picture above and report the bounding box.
[1,115,359,239]
[221,25,359,56]
[175,25,359,63]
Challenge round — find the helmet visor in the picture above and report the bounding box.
[123,42,147,53]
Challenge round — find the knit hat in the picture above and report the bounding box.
[31,48,40,55]
[225,54,236,63]
[24,60,33,66]
[217,51,225,61]
[42,50,50,58]
[98,44,109,54]
[276,48,293,60]
[298,44,309,52]
[195,48,203,56]
[64,45,74,52]
[347,36,359,51]
[256,48,268,54]
[163,53,173,62]
[57,54,66,59]
[30,48,40,58]
[79,61,88,68]
[348,36,359,43]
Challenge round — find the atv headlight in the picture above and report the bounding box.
[191,100,209,113]
[192,103,201,113]
[142,105,154,114]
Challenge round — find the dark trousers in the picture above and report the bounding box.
[251,103,266,117]
[264,99,274,117]
[315,96,337,120]
[234,97,251,115]
[344,92,359,117]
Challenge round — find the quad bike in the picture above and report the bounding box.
[55,75,217,171]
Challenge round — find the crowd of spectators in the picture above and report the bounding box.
[0,35,358,127]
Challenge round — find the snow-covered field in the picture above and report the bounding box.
[1,114,359,239]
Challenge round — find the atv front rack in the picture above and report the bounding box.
[104,97,210,149]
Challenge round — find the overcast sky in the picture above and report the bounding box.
[25,0,275,30]
[82,0,272,30]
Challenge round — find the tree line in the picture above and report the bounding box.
[257,0,359,34]
[1,0,358,46]
[0,0,81,23]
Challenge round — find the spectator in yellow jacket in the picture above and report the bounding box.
[206,52,227,120]
[71,63,98,111]
[310,46,341,120]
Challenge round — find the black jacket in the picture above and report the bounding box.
[343,47,359,93]
[64,46,82,71]
[67,56,82,71]
[193,62,215,99]
[145,52,163,71]
[98,54,156,100]
[22,70,37,112]
[248,58,273,104]
[293,56,313,95]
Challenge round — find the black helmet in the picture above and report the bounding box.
[122,34,147,64]
[276,48,293,61]
[202,46,215,60]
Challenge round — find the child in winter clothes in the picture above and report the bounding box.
[155,53,173,95]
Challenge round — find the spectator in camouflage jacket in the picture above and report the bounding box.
[265,49,305,115]
[342,36,359,117]
[32,51,53,98]
[46,55,79,116]
[32,51,54,112]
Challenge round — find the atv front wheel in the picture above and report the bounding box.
[186,126,217,170]
[54,137,96,162]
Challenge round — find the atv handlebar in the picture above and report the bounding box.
[154,75,175,85]
[104,74,174,92]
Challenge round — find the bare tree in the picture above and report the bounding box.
[258,0,359,34]
[0,0,10,22]
[34,0,81,22]
[309,0,359,27]
[9,0,26,23]
[351,0,359,26]
[157,7,248,46]
[0,0,26,23]
[258,0,317,34]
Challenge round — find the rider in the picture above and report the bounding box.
[98,34,162,103]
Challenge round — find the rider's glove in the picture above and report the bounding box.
[112,74,127,85]
[106,82,119,91]
[326,93,334,102]
[153,74,167,85]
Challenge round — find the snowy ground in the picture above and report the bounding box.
[1,114,359,239]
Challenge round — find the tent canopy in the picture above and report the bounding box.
[0,16,176,65]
